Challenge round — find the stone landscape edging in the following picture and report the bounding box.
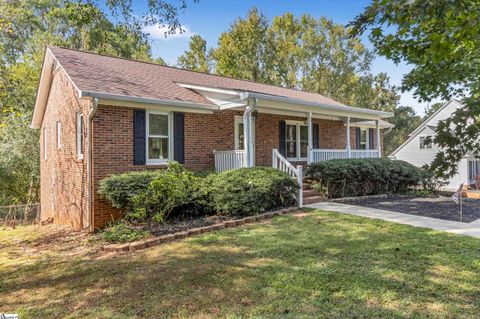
[101,207,298,253]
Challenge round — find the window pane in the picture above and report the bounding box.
[300,141,308,158]
[286,125,296,141]
[149,114,168,136]
[360,130,367,143]
[300,125,308,141]
[148,137,169,160]
[287,141,297,158]
[238,122,244,149]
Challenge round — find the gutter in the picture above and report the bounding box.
[80,91,217,111]
[240,92,394,118]
[87,97,98,232]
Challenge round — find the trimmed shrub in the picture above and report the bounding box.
[201,167,298,216]
[130,163,199,227]
[98,170,160,211]
[305,158,430,198]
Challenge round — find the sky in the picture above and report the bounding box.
[132,0,440,115]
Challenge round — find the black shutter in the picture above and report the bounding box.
[355,127,361,149]
[279,120,286,156]
[173,112,185,164]
[313,123,319,149]
[368,128,374,150]
[133,109,146,165]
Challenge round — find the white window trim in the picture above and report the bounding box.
[286,120,308,161]
[234,115,255,150]
[146,111,173,165]
[419,135,432,150]
[43,127,48,160]
[56,121,62,149]
[76,112,84,160]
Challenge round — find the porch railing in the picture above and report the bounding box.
[213,150,246,173]
[311,149,379,162]
[272,149,303,207]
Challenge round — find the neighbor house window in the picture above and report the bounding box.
[56,121,62,149]
[286,121,308,160]
[147,112,170,163]
[419,136,432,149]
[359,129,368,150]
[43,127,47,160]
[76,113,83,159]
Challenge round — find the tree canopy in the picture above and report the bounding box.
[350,0,480,178]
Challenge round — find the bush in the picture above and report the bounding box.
[201,167,298,216]
[305,158,431,198]
[98,170,160,211]
[130,163,198,228]
[102,221,149,243]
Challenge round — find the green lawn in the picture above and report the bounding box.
[1,210,480,318]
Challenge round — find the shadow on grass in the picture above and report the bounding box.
[1,211,480,318]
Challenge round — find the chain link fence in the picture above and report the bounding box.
[0,204,40,226]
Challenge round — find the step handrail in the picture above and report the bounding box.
[272,148,303,207]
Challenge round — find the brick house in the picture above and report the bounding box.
[31,46,393,231]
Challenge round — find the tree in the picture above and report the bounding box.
[177,35,211,72]
[0,0,163,205]
[350,0,480,178]
[383,106,422,156]
[212,8,274,83]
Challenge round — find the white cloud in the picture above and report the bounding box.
[143,24,194,40]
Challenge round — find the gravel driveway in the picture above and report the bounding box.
[335,194,480,223]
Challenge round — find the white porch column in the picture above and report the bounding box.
[346,116,351,158]
[243,100,257,168]
[375,119,381,158]
[307,112,313,164]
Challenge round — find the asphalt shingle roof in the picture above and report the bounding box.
[49,46,345,107]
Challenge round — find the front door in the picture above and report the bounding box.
[235,116,255,164]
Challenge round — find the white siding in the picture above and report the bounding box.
[391,100,467,190]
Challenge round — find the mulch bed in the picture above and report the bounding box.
[334,194,480,223]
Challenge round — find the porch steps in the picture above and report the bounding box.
[302,181,325,205]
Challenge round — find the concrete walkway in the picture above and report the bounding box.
[306,202,480,238]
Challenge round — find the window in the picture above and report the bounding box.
[147,112,170,163]
[76,113,83,159]
[286,122,308,160]
[235,117,245,150]
[56,121,62,149]
[359,129,368,150]
[43,127,47,160]
[419,136,432,149]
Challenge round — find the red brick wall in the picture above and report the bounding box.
[39,69,91,230]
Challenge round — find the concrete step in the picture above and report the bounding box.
[302,183,313,190]
[303,189,319,197]
[303,195,325,205]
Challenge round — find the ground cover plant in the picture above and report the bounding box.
[1,210,479,318]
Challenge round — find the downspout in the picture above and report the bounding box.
[87,97,98,232]
[243,98,258,167]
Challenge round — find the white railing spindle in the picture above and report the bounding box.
[214,150,247,173]
[272,149,303,207]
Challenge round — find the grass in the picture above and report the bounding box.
[1,210,480,318]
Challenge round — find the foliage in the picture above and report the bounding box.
[305,158,432,198]
[383,106,422,155]
[102,220,149,243]
[177,34,211,72]
[350,0,480,179]
[129,163,198,227]
[98,170,160,210]
[0,0,161,205]
[423,102,444,120]
[211,9,400,112]
[201,167,298,216]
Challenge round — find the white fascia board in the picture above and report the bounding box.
[390,125,435,157]
[241,92,393,119]
[407,100,459,137]
[82,92,218,112]
[97,98,214,114]
[176,82,243,96]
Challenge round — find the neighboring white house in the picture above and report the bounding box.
[390,100,478,190]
